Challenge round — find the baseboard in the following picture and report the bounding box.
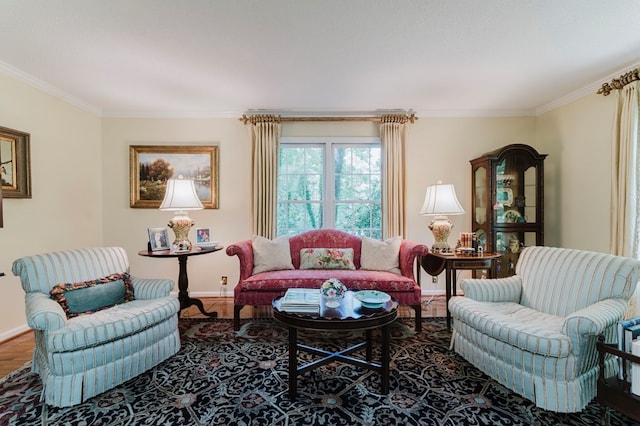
[0,324,31,344]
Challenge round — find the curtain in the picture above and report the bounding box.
[609,81,640,316]
[380,115,407,238]
[249,115,281,239]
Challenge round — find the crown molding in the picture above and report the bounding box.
[101,109,242,119]
[536,61,640,115]
[0,60,102,116]
[413,109,536,118]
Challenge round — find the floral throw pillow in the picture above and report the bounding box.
[299,248,356,270]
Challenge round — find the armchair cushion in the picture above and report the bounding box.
[50,273,135,318]
[46,297,179,353]
[449,298,570,357]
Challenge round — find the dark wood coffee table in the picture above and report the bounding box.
[272,290,398,399]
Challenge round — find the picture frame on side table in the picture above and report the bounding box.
[148,227,170,251]
[130,145,219,209]
[0,126,31,198]
[195,228,212,245]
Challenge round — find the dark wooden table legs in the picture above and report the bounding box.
[287,325,391,399]
[177,254,217,317]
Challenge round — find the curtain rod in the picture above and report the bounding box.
[597,68,640,96]
[239,113,418,124]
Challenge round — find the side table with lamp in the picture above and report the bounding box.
[417,180,501,328]
[139,176,221,317]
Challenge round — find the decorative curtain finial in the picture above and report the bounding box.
[240,114,282,124]
[598,68,640,96]
[380,113,417,124]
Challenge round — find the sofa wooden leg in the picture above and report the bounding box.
[234,305,244,331]
[413,305,421,332]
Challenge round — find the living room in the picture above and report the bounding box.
[1,2,640,423]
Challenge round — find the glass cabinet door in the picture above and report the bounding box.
[493,153,539,225]
[474,166,487,225]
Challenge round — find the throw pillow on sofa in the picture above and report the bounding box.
[252,235,295,274]
[360,236,402,274]
[50,273,135,318]
[300,248,356,270]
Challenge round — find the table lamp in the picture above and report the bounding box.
[419,181,465,253]
[160,176,204,251]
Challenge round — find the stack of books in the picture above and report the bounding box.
[617,316,640,385]
[280,288,321,313]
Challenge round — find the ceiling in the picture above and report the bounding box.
[1,0,640,118]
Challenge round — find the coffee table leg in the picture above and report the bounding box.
[289,327,298,399]
[381,324,390,394]
[366,329,373,361]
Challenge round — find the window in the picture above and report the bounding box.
[277,137,381,238]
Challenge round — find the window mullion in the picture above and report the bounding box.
[325,141,334,229]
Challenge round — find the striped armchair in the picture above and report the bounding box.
[449,246,640,413]
[11,247,180,407]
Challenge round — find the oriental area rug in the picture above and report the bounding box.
[0,318,637,426]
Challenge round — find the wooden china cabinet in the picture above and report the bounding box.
[470,144,547,277]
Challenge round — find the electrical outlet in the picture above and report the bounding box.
[221,276,228,286]
[432,276,438,284]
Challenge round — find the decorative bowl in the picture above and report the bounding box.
[320,278,347,308]
[197,241,219,250]
[354,290,391,309]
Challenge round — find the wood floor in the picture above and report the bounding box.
[0,295,447,379]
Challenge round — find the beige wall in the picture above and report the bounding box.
[0,74,102,339]
[536,92,616,251]
[0,70,619,338]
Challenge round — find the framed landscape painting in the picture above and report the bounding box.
[130,145,219,209]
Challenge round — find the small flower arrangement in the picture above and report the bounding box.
[320,278,347,300]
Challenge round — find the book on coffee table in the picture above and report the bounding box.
[280,288,321,313]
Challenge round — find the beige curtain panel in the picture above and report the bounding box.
[249,116,281,239]
[609,81,640,316]
[380,115,408,238]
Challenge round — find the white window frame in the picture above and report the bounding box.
[279,137,381,235]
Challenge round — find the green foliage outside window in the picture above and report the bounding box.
[277,143,381,238]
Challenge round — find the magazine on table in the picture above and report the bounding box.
[280,288,321,313]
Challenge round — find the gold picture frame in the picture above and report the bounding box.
[0,126,31,198]
[129,145,219,209]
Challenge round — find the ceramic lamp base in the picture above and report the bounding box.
[429,215,454,253]
[168,211,195,251]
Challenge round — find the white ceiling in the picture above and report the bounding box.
[1,0,640,118]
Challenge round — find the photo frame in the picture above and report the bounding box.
[195,227,212,245]
[148,227,170,251]
[0,126,31,198]
[130,145,219,209]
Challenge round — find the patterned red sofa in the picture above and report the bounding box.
[226,229,429,331]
